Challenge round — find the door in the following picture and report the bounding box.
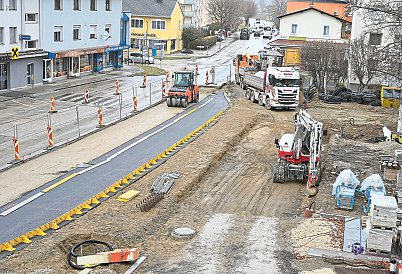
[43,59,53,81]
[68,57,80,76]
[27,63,34,85]
[0,63,8,90]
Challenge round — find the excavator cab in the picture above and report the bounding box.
[167,71,199,108]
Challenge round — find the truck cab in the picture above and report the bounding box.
[266,67,300,109]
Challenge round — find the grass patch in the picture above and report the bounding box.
[134,65,167,76]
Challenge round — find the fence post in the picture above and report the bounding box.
[76,106,81,137]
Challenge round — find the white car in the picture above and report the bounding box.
[128,53,155,64]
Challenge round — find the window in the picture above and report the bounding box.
[291,24,297,34]
[151,20,166,30]
[25,13,38,22]
[73,25,81,40]
[105,24,111,34]
[0,27,4,44]
[90,25,97,39]
[0,0,4,10]
[171,39,176,50]
[54,26,63,42]
[105,0,111,11]
[9,0,16,10]
[131,19,143,28]
[90,0,97,10]
[26,40,37,49]
[369,33,382,46]
[73,0,81,10]
[54,0,62,10]
[323,25,330,36]
[9,27,17,44]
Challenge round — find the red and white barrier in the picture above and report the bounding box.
[196,64,199,75]
[205,71,209,85]
[141,75,147,88]
[47,124,54,148]
[115,80,120,95]
[49,96,57,113]
[162,80,166,98]
[83,89,89,104]
[12,136,20,161]
[166,71,170,82]
[97,106,105,128]
[133,96,138,112]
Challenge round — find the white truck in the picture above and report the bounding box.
[241,67,300,110]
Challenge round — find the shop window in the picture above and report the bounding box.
[54,26,63,42]
[73,0,81,10]
[54,0,62,10]
[152,20,166,30]
[25,40,37,49]
[9,27,17,44]
[131,38,144,49]
[105,0,111,11]
[90,25,97,39]
[9,0,16,10]
[0,27,3,44]
[131,19,143,29]
[25,13,38,23]
[73,25,81,40]
[90,0,97,10]
[80,54,92,73]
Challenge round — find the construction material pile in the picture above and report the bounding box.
[366,195,397,253]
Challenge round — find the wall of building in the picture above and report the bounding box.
[279,9,343,40]
[0,0,22,54]
[41,0,121,52]
[8,56,43,88]
[21,0,41,51]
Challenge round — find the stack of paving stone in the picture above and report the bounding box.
[366,195,398,254]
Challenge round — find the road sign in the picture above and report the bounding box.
[11,47,19,60]
[19,34,31,41]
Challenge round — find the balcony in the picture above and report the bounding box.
[183,11,194,17]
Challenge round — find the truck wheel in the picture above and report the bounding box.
[172,98,178,107]
[167,98,172,107]
[245,89,250,99]
[265,97,272,110]
[250,91,257,103]
[182,98,188,108]
[258,94,264,106]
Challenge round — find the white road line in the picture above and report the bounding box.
[78,97,215,175]
[0,192,44,216]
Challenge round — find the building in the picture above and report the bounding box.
[43,0,126,81]
[0,0,47,90]
[286,0,352,23]
[123,0,184,54]
[270,7,349,66]
[202,0,211,27]
[179,0,203,28]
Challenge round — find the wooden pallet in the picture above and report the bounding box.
[366,248,392,256]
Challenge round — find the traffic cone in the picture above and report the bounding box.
[12,136,20,161]
[133,96,138,112]
[205,71,209,85]
[141,75,147,88]
[115,80,120,95]
[49,96,57,113]
[47,125,54,148]
[97,106,105,128]
[83,89,89,104]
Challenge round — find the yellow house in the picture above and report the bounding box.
[123,0,184,54]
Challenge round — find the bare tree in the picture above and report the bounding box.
[206,0,243,30]
[300,41,349,92]
[350,0,402,85]
[265,0,286,26]
[242,0,258,26]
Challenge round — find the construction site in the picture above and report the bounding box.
[0,78,401,273]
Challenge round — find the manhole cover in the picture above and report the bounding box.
[171,227,196,239]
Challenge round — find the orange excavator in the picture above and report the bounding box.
[166,71,199,108]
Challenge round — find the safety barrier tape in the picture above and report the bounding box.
[0,110,225,254]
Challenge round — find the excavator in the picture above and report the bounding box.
[273,109,324,196]
[166,71,199,108]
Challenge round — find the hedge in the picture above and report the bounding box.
[190,36,217,49]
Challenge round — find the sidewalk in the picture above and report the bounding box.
[165,37,236,60]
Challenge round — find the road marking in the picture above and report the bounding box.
[0,192,44,216]
[78,97,215,175]
[42,173,78,193]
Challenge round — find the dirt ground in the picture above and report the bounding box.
[0,85,400,273]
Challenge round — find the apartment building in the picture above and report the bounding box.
[0,0,47,90]
[179,0,203,28]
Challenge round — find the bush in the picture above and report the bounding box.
[190,36,217,49]
[182,27,205,50]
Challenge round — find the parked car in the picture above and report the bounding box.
[128,52,154,64]
[254,31,261,38]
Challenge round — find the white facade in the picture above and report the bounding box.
[180,0,203,28]
[279,9,344,40]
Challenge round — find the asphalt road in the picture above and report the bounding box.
[0,92,229,246]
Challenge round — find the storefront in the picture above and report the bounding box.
[51,47,105,79]
[105,45,129,70]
